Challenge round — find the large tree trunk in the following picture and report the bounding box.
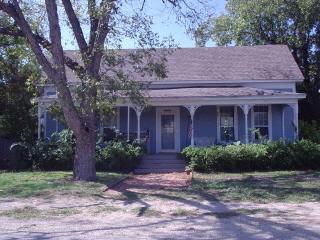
[73,131,97,181]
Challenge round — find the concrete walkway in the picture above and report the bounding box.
[110,172,192,193]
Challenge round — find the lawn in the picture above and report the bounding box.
[0,171,128,198]
[1,171,320,203]
[191,171,320,203]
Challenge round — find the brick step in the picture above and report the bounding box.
[140,159,185,164]
[143,154,179,160]
[134,168,185,174]
[138,163,186,169]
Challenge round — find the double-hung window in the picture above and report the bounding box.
[220,106,235,142]
[253,106,269,140]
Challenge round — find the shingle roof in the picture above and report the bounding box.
[64,45,303,83]
[142,87,304,99]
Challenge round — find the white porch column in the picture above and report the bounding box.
[133,106,144,143]
[184,105,201,146]
[282,105,286,139]
[239,104,254,144]
[289,103,299,140]
[127,105,130,141]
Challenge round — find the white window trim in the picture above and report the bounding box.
[217,106,238,143]
[156,107,180,153]
[251,105,273,141]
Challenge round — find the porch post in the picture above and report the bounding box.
[282,105,285,139]
[239,104,253,144]
[184,105,200,146]
[133,106,144,143]
[289,103,299,140]
[127,105,130,141]
[137,111,141,142]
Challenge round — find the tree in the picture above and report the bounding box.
[195,0,320,121]
[0,0,208,180]
[0,15,39,142]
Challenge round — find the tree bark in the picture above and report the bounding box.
[73,130,97,181]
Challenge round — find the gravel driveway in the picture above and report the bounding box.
[0,173,320,240]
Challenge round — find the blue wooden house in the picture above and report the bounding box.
[38,45,305,154]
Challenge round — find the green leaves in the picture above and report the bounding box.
[0,17,39,141]
[182,140,320,172]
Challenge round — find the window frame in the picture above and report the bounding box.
[251,105,272,141]
[217,106,238,143]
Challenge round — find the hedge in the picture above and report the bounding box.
[8,130,144,172]
[181,140,320,172]
[95,140,144,172]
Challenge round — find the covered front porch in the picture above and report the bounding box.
[116,87,304,154]
[38,87,304,154]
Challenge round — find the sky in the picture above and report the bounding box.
[61,0,226,50]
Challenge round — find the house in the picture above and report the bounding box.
[38,45,305,154]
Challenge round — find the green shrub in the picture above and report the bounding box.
[181,140,320,172]
[96,140,144,172]
[8,143,32,170]
[289,140,320,170]
[9,130,144,172]
[32,129,75,171]
[266,141,291,170]
[300,120,320,143]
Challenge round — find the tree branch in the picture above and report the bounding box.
[61,0,88,55]
[0,1,53,76]
[88,0,99,55]
[91,0,116,76]
[0,27,86,77]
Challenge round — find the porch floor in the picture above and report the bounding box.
[134,153,186,174]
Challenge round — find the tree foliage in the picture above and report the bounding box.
[0,15,39,141]
[196,0,320,121]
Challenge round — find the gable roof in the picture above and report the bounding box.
[64,45,304,83]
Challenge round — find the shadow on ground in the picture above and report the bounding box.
[1,171,320,239]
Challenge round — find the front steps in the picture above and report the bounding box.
[134,153,186,174]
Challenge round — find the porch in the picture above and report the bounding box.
[118,102,299,154]
[38,87,304,154]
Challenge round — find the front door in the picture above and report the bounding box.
[156,107,180,153]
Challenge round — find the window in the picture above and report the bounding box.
[253,106,269,140]
[220,106,235,142]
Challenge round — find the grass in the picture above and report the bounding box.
[0,206,80,219]
[1,170,320,204]
[92,205,122,214]
[0,171,128,198]
[191,171,320,203]
[131,207,163,217]
[170,208,195,217]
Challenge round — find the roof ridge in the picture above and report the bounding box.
[63,44,289,52]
